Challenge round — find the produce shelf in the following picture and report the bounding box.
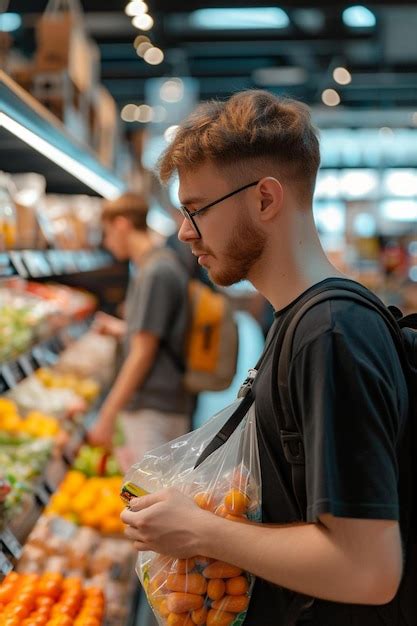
[0,318,92,393]
[1,398,101,563]
[0,249,114,279]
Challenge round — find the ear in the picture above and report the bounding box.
[256,177,283,222]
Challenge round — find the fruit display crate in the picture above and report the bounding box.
[0,250,113,280]
[0,390,104,573]
[0,318,92,394]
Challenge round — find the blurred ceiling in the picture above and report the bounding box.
[6,1,417,126]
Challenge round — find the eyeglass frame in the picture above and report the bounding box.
[179,180,260,238]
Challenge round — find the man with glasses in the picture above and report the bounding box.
[121,91,414,625]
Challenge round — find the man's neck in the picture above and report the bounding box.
[249,216,346,311]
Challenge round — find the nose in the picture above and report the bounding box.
[178,217,199,242]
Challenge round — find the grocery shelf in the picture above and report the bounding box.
[0,391,104,560]
[0,249,113,279]
[0,71,125,198]
[0,318,91,393]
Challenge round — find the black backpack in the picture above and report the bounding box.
[196,279,417,625]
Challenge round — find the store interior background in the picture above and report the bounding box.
[2,0,417,419]
[0,1,416,623]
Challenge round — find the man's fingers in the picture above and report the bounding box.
[120,492,162,523]
[124,525,142,541]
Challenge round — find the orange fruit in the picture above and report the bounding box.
[225,514,250,524]
[191,606,208,625]
[206,609,235,626]
[225,576,249,596]
[167,613,194,626]
[214,505,228,518]
[223,489,249,516]
[170,559,196,574]
[193,492,215,511]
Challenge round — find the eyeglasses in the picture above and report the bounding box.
[179,180,260,238]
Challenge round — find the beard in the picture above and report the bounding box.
[206,212,266,287]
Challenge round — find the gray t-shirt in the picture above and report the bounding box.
[123,248,193,415]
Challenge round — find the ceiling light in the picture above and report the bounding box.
[379,126,395,138]
[125,1,148,17]
[189,7,290,30]
[340,170,378,198]
[137,42,153,57]
[0,13,22,32]
[382,199,417,222]
[144,47,164,65]
[322,89,341,107]
[0,113,122,199]
[342,6,376,28]
[136,104,153,123]
[384,170,417,197]
[164,125,179,143]
[333,67,352,85]
[132,14,154,30]
[121,104,138,122]
[159,78,184,103]
[133,35,150,48]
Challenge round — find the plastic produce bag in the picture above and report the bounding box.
[121,399,261,626]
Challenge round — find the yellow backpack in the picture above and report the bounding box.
[184,279,238,393]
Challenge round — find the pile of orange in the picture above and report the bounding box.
[45,472,125,534]
[145,484,255,626]
[0,572,104,626]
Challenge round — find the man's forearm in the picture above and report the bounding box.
[199,514,401,605]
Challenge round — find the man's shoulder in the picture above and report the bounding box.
[286,291,394,359]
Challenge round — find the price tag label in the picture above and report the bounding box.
[17,354,35,378]
[22,251,52,278]
[0,551,13,576]
[32,346,48,367]
[5,361,25,386]
[47,336,64,355]
[0,365,17,389]
[0,528,22,560]
[30,349,42,370]
[46,251,65,275]
[60,252,78,274]
[0,253,15,278]
[34,484,50,507]
[0,371,9,393]
[9,251,29,278]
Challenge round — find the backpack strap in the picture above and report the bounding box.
[275,280,403,516]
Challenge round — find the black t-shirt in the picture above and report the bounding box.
[243,278,413,626]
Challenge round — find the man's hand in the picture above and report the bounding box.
[93,312,126,339]
[87,416,115,450]
[121,488,215,558]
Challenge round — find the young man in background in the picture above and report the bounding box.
[88,192,193,469]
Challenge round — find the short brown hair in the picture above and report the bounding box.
[101,192,148,231]
[158,90,320,201]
